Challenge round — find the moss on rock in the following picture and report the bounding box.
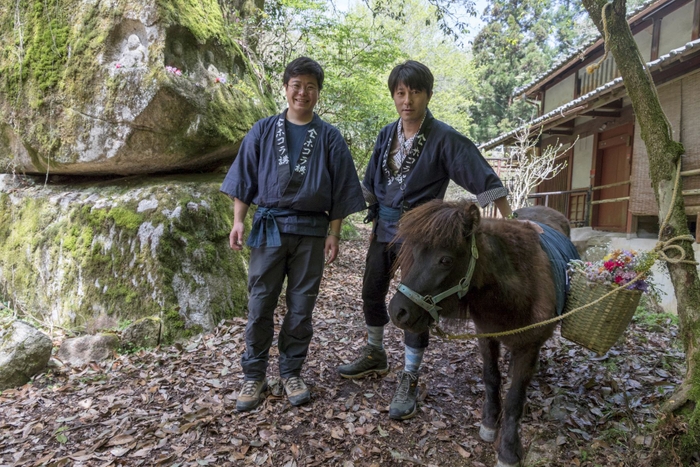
[0,0,275,176]
[0,173,250,342]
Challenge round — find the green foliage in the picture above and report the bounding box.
[106,207,144,232]
[311,7,404,170]
[244,0,483,171]
[340,220,361,241]
[1,0,70,99]
[389,0,477,137]
[633,298,679,330]
[158,0,227,44]
[244,0,401,170]
[467,0,593,142]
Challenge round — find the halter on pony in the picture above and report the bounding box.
[396,233,479,325]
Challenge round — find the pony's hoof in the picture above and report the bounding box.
[494,459,520,467]
[479,425,497,443]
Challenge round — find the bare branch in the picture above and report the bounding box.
[499,126,577,209]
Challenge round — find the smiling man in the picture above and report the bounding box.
[337,60,512,420]
[222,57,365,412]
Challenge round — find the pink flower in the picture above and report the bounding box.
[165,65,183,76]
[116,63,122,69]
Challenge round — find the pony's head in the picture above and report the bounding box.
[389,199,480,334]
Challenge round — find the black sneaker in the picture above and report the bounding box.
[235,379,268,412]
[389,371,419,420]
[337,345,389,379]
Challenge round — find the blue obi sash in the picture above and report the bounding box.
[535,222,580,315]
[247,207,328,248]
[378,204,402,222]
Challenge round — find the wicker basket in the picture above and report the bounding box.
[561,273,642,355]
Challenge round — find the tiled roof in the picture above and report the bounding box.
[511,0,663,98]
[480,38,700,151]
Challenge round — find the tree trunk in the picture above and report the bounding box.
[582,0,700,458]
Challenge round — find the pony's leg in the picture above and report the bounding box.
[496,344,541,467]
[478,338,501,443]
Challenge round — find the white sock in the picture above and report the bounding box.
[367,325,385,349]
[404,345,424,374]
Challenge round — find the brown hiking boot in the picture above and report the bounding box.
[282,376,311,406]
[235,379,268,412]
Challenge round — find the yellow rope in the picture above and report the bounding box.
[434,161,697,341]
[586,2,612,75]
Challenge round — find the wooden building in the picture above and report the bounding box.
[480,0,700,239]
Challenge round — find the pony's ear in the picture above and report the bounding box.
[465,203,481,234]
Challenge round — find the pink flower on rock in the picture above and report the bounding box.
[165,65,183,76]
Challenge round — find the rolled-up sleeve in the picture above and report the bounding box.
[446,133,508,207]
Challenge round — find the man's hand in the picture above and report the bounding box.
[325,235,340,264]
[230,221,245,250]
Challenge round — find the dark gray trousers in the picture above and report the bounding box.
[241,233,325,381]
[362,238,430,349]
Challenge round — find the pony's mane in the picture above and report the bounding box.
[398,199,474,249]
[395,199,475,275]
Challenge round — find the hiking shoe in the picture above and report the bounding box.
[236,379,268,412]
[337,345,389,379]
[389,371,419,420]
[282,376,311,406]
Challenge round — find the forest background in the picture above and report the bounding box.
[236,0,648,168]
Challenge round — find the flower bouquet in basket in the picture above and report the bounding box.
[562,250,657,355]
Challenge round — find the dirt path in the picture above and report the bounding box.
[0,226,685,467]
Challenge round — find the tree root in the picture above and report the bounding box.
[662,380,694,413]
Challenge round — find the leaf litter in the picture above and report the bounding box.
[0,225,685,466]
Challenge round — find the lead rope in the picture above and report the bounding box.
[433,162,697,341]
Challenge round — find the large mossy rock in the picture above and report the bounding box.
[0,320,53,390]
[0,174,248,339]
[0,0,276,176]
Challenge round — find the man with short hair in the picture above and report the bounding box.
[222,57,365,412]
[338,60,512,420]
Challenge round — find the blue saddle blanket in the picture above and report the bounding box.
[535,222,580,315]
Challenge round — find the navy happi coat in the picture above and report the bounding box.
[221,111,365,244]
[363,110,507,243]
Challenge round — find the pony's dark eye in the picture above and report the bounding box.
[439,256,453,266]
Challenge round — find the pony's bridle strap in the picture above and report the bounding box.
[397,234,479,325]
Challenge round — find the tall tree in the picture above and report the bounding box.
[468,0,591,142]
[310,9,405,169]
[238,0,402,169]
[239,0,480,170]
[581,0,700,461]
[389,0,478,136]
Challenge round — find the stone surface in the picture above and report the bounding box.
[0,320,53,390]
[0,0,275,176]
[523,438,560,467]
[0,174,249,340]
[122,316,162,349]
[57,334,120,367]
